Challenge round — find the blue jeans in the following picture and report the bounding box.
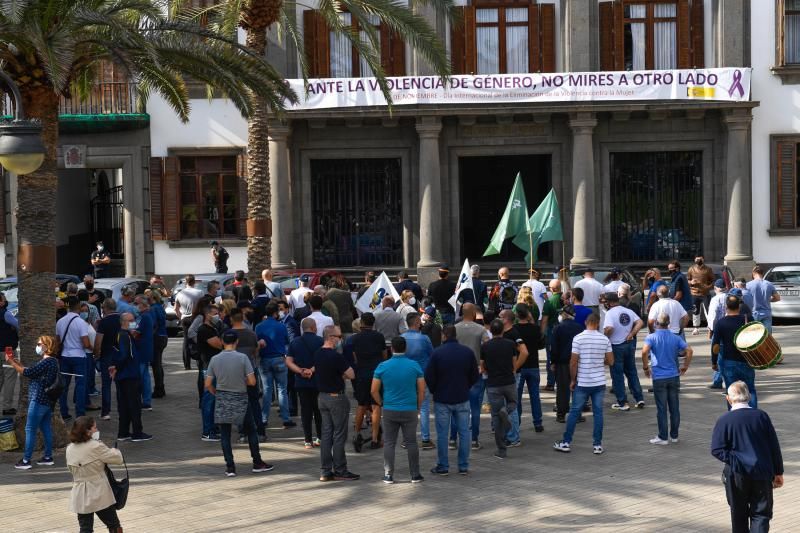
[440,312,455,326]
[419,387,431,441]
[96,358,113,416]
[563,385,605,446]
[652,376,680,440]
[516,367,543,427]
[610,340,643,404]
[59,356,87,418]
[544,327,555,386]
[711,346,724,387]
[201,370,217,436]
[24,401,52,461]
[453,378,485,441]
[721,358,757,409]
[85,354,97,400]
[139,363,152,407]
[753,315,773,334]
[434,401,470,471]
[260,357,289,424]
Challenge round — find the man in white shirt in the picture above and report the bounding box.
[603,267,625,293]
[289,274,313,315]
[573,268,604,311]
[705,279,728,390]
[261,269,284,301]
[648,285,689,337]
[175,274,204,370]
[521,269,547,319]
[552,313,613,455]
[56,297,92,420]
[307,295,334,338]
[603,293,644,411]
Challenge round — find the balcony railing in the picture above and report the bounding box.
[2,81,140,117]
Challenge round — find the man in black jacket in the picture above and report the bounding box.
[550,304,584,423]
[711,381,783,533]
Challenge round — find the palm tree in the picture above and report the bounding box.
[212,0,454,274]
[0,0,295,413]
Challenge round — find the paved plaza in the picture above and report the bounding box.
[1,326,798,532]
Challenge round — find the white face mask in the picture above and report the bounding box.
[91,431,100,441]
[35,345,44,356]
[97,246,104,251]
[278,311,286,320]
[558,315,565,323]
[409,298,416,306]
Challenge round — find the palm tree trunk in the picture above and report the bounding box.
[16,87,59,408]
[245,28,272,275]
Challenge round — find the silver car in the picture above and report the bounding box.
[765,266,800,319]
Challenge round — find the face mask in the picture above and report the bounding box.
[35,345,44,356]
[647,277,655,285]
[85,283,94,290]
[336,340,343,350]
[212,316,221,325]
[278,311,286,320]
[558,315,565,323]
[97,246,104,251]
[79,312,89,320]
[409,298,416,306]
[695,260,703,266]
[91,431,100,441]
[130,321,139,330]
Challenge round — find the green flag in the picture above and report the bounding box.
[483,173,531,256]
[513,188,563,262]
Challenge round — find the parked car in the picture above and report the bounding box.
[78,277,150,302]
[165,273,236,333]
[765,266,800,319]
[566,265,644,313]
[273,270,348,295]
[0,274,82,317]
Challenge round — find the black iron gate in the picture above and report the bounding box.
[610,151,702,262]
[311,159,403,267]
[90,183,124,259]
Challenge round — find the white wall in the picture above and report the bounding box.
[148,96,248,157]
[750,3,800,263]
[153,241,247,275]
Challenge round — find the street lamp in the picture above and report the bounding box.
[0,70,45,175]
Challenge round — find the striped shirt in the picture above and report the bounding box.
[571,330,611,387]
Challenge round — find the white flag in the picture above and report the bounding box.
[448,259,474,311]
[356,271,401,314]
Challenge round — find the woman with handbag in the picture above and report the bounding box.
[4,335,60,470]
[66,416,124,533]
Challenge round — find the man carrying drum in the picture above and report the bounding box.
[712,296,757,409]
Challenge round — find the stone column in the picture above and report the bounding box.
[564,0,594,72]
[415,117,443,287]
[569,113,598,265]
[269,123,294,270]
[723,111,753,265]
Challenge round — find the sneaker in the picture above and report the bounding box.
[201,434,221,442]
[313,437,321,447]
[89,390,100,396]
[430,466,449,476]
[383,474,394,484]
[534,425,544,433]
[369,441,382,450]
[283,420,297,429]
[448,439,457,450]
[238,435,248,444]
[100,414,111,421]
[258,434,269,443]
[334,471,360,481]
[636,401,645,409]
[691,328,700,336]
[36,457,54,466]
[400,442,407,449]
[458,469,469,476]
[319,473,335,482]
[142,405,153,411]
[611,402,630,411]
[670,437,680,444]
[471,441,481,450]
[552,441,571,453]
[411,475,425,483]
[649,437,669,445]
[117,435,132,442]
[86,405,101,411]
[304,441,314,449]
[505,440,522,448]
[593,445,604,455]
[252,462,274,473]
[225,467,237,477]
[421,440,435,450]
[556,416,566,423]
[2,408,17,415]
[353,434,364,453]
[543,385,555,392]
[493,451,506,459]
[708,384,724,390]
[131,433,153,442]
[577,416,586,423]
[14,459,32,470]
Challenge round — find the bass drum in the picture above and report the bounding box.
[733,322,782,370]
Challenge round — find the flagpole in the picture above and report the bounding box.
[529,232,534,273]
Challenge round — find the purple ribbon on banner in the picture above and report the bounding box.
[728,69,744,97]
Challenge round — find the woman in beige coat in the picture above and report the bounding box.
[66,416,124,533]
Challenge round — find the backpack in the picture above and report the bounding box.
[45,360,65,404]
